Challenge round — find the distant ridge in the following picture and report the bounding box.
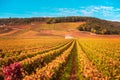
[0,16,120,35]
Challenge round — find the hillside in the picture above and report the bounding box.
[78,19,120,34]
[0,22,85,38]
[0,16,120,38]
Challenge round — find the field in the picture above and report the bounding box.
[0,37,120,80]
[1,0,120,79]
[0,22,120,80]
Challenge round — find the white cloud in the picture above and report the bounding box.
[79,6,120,21]
[4,6,118,21]
[99,6,113,10]
[114,8,120,11]
[80,6,114,16]
[56,8,80,16]
[80,10,92,16]
[55,6,120,21]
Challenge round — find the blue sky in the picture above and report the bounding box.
[0,0,120,21]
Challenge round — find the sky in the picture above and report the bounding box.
[0,0,120,21]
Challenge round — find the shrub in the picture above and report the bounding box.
[2,62,22,80]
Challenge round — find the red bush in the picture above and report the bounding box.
[2,62,22,80]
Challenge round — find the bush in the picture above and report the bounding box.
[2,62,22,80]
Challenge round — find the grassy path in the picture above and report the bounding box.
[69,42,77,80]
[60,41,77,80]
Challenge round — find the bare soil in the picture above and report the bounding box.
[69,51,77,80]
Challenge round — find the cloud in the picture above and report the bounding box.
[23,7,120,21]
[80,6,120,21]
[114,8,120,11]
[55,8,80,16]
[80,6,114,16]
[54,6,120,21]
[1,6,120,21]
[55,6,117,17]
[80,10,92,16]
[99,6,113,10]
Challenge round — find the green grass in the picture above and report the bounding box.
[60,43,77,80]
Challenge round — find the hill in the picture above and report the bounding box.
[77,18,120,34]
[0,16,120,38]
[0,22,85,38]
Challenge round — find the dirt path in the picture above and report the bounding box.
[0,29,18,37]
[69,46,77,80]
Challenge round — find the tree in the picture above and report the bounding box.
[91,28,96,33]
[100,29,107,34]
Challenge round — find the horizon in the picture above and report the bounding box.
[0,0,120,21]
[0,16,119,22]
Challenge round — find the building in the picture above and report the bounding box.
[65,34,73,39]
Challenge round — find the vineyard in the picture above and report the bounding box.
[0,38,120,80]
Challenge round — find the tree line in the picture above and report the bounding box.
[0,16,94,25]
